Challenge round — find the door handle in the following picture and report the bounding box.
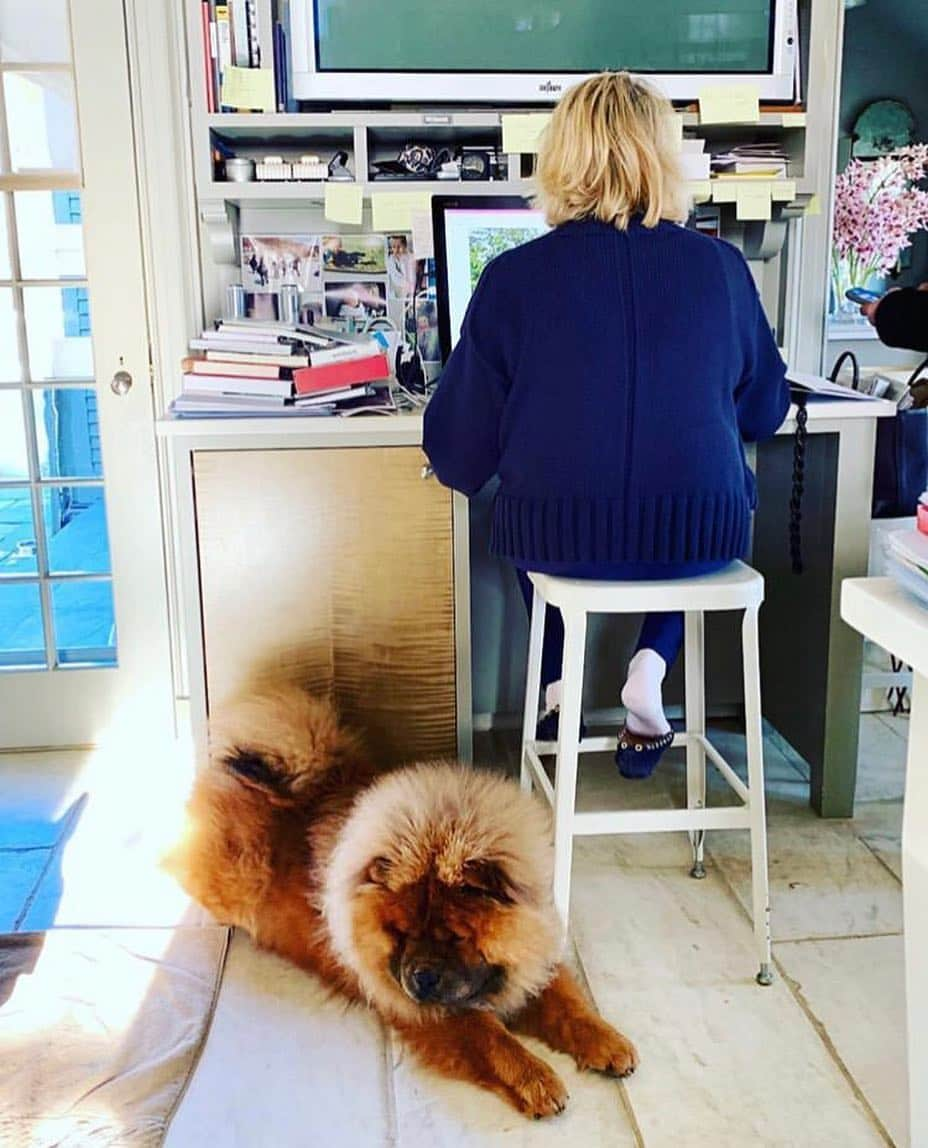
[111,369,133,396]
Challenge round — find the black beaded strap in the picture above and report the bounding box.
[789,391,808,575]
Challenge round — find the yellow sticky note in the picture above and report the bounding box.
[501,113,551,154]
[806,194,822,217]
[771,180,797,202]
[711,182,739,204]
[688,180,712,204]
[220,66,275,112]
[698,84,760,125]
[324,182,363,225]
[370,191,432,233]
[780,112,807,127]
[736,184,772,221]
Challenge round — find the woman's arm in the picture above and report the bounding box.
[866,286,928,353]
[423,265,513,496]
[729,254,790,442]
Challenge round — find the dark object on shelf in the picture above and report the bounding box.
[328,150,354,181]
[371,143,453,179]
[395,341,426,394]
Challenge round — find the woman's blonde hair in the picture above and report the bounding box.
[535,72,687,230]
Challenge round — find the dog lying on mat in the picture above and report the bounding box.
[168,685,637,1117]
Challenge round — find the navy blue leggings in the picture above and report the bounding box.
[514,560,729,691]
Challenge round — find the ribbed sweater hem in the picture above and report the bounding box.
[490,491,751,565]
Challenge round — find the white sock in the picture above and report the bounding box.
[621,649,671,738]
[544,680,562,712]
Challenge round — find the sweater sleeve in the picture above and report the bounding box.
[423,263,513,496]
[874,288,928,353]
[730,255,790,443]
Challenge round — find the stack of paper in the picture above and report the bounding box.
[710,142,789,179]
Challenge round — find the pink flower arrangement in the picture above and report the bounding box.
[832,144,928,290]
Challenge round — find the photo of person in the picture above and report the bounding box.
[386,234,417,300]
[414,290,440,363]
[241,236,321,294]
[321,234,387,276]
[324,280,387,320]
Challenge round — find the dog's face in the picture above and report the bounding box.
[324,765,563,1022]
[367,857,514,1008]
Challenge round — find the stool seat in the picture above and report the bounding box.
[528,560,764,614]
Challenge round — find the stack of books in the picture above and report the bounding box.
[885,529,928,609]
[171,320,395,418]
[710,143,789,180]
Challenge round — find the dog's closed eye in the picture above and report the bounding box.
[460,861,516,904]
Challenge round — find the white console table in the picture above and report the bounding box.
[842,576,928,1147]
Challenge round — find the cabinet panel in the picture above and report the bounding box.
[193,446,456,765]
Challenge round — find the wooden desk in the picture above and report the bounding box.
[842,576,928,1145]
[159,396,892,815]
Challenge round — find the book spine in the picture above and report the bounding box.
[229,0,250,67]
[201,3,215,113]
[277,0,297,112]
[293,354,390,396]
[215,3,232,108]
[273,20,284,113]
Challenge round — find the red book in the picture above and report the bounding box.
[201,4,215,113]
[292,353,390,397]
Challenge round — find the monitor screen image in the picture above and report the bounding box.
[432,198,549,360]
[313,0,774,75]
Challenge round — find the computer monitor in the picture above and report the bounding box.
[432,195,549,363]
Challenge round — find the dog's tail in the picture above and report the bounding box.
[208,684,363,804]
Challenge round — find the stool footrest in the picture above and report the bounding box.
[572,806,751,836]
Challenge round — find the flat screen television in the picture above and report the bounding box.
[432,195,549,362]
[290,1,798,103]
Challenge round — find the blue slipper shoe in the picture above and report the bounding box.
[536,708,588,743]
[615,727,674,780]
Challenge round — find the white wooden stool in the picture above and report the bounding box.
[520,560,773,986]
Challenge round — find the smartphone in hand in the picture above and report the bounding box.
[845,287,882,305]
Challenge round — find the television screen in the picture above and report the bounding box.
[432,197,549,361]
[314,0,774,75]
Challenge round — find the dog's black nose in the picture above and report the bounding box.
[411,967,441,1000]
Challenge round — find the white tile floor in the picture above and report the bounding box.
[0,712,910,1147]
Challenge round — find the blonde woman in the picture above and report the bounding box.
[424,72,788,778]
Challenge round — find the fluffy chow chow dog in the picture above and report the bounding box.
[169,685,637,1117]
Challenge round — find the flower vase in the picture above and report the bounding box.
[830,259,884,319]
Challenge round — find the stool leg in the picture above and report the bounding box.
[520,587,547,793]
[552,610,586,927]
[684,610,707,879]
[743,605,773,986]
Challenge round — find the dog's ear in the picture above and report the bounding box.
[460,860,518,904]
[219,747,295,805]
[366,856,392,886]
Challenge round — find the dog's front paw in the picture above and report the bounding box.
[509,1055,569,1119]
[566,1018,639,1078]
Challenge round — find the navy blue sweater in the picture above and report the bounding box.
[423,217,790,566]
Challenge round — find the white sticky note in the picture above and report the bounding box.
[771,180,797,202]
[688,180,712,204]
[501,113,551,154]
[680,138,706,154]
[220,66,275,112]
[371,191,432,233]
[736,184,772,221]
[324,182,363,225]
[410,209,434,259]
[781,112,807,127]
[698,84,760,125]
[665,113,684,150]
[680,152,711,181]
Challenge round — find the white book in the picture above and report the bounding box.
[182,372,293,398]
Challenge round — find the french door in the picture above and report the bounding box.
[0,0,172,746]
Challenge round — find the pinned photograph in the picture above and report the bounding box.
[324,280,387,320]
[322,234,386,276]
[241,236,321,295]
[386,234,417,299]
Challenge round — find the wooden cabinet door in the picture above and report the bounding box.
[193,447,456,765]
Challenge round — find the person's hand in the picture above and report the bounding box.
[860,287,901,326]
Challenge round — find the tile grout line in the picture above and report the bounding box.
[708,851,897,1147]
[568,934,647,1148]
[857,835,904,888]
[11,797,86,932]
[381,1020,400,1148]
